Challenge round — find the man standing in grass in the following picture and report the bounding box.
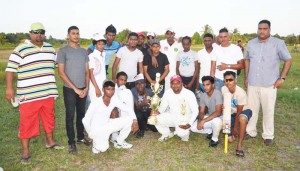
[112,32,143,89]
[176,36,199,93]
[5,22,63,164]
[191,76,223,147]
[244,20,292,146]
[222,71,252,157]
[57,26,90,154]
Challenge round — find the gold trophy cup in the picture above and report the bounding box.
[147,73,164,125]
[179,99,188,125]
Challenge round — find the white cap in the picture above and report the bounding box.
[93,33,106,42]
[134,73,145,83]
[147,32,156,37]
[166,27,175,33]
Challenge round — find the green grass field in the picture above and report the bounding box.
[0,47,299,170]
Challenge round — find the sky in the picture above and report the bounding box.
[1,0,299,39]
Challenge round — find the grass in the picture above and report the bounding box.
[0,48,299,170]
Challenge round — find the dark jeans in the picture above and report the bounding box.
[180,75,196,93]
[135,110,157,132]
[63,86,87,145]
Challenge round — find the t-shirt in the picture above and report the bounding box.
[221,85,250,113]
[5,41,58,104]
[116,46,143,82]
[88,41,121,65]
[131,87,154,112]
[57,45,89,88]
[88,49,106,102]
[198,48,217,83]
[199,89,223,115]
[176,50,198,77]
[143,52,169,85]
[211,44,243,80]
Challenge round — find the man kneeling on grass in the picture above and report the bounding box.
[82,80,139,154]
[221,71,252,157]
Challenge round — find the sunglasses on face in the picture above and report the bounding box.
[30,30,46,35]
[224,78,234,83]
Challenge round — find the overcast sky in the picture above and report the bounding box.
[1,0,299,39]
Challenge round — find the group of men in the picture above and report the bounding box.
[5,19,292,164]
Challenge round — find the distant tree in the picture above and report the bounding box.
[273,33,281,39]
[201,24,214,36]
[0,33,7,45]
[285,34,296,45]
[116,29,131,43]
[191,32,202,45]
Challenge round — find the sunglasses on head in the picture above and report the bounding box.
[30,30,46,35]
[224,78,234,83]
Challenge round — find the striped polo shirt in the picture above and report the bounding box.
[5,41,58,104]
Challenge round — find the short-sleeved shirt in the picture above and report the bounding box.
[116,46,143,82]
[245,36,292,87]
[143,52,169,85]
[88,41,121,65]
[131,87,154,112]
[176,50,198,77]
[5,41,58,104]
[56,45,89,88]
[200,89,223,115]
[221,85,249,113]
[211,44,243,80]
[198,48,217,83]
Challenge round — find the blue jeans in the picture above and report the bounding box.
[230,109,253,136]
[214,78,224,91]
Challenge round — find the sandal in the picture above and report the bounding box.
[236,149,245,157]
[46,143,65,150]
[21,156,31,165]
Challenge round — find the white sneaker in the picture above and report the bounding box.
[110,139,117,146]
[181,137,189,142]
[114,141,133,149]
[158,132,174,142]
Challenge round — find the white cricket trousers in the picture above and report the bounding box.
[246,85,277,140]
[191,116,222,142]
[155,112,190,140]
[92,116,132,153]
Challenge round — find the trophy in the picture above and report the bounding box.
[147,73,164,125]
[179,99,188,125]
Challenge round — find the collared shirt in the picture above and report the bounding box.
[245,36,291,87]
[5,40,58,104]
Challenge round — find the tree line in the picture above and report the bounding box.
[0,24,299,50]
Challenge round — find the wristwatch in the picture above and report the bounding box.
[281,77,286,81]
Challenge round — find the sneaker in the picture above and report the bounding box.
[264,139,274,146]
[209,140,219,147]
[181,137,189,142]
[114,141,133,149]
[136,130,144,138]
[68,144,77,154]
[77,138,92,146]
[206,133,212,140]
[158,132,174,142]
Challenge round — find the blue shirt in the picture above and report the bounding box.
[245,36,291,87]
[88,41,121,65]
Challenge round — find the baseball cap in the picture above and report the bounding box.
[147,32,156,37]
[170,75,182,82]
[30,22,45,31]
[166,27,175,34]
[93,33,107,43]
[151,39,160,46]
[134,74,145,84]
[137,32,145,38]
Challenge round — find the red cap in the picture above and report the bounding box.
[170,75,182,82]
[137,32,145,38]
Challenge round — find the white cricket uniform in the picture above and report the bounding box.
[88,49,106,102]
[155,88,198,140]
[82,95,136,153]
[160,39,182,90]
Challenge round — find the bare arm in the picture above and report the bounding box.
[187,61,199,88]
[5,72,15,102]
[138,61,143,74]
[58,63,82,95]
[274,59,292,88]
[176,61,180,75]
[89,69,101,97]
[217,59,245,71]
[196,62,200,90]
[211,61,216,77]
[112,57,121,82]
[244,59,250,88]
[81,62,90,98]
[202,104,222,122]
[143,65,155,84]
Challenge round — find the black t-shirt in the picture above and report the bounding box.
[143,52,169,85]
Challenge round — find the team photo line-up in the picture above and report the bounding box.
[5,19,292,164]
